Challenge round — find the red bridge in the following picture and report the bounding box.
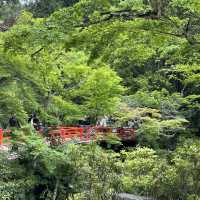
[0,127,135,146]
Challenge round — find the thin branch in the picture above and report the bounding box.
[100,9,132,15]
[31,47,44,57]
[149,29,183,37]
[75,10,159,29]
[100,10,159,20]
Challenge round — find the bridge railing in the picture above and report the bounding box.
[0,128,11,145]
[49,127,85,144]
[48,126,136,144]
[0,127,136,146]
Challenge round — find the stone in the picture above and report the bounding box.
[113,193,153,200]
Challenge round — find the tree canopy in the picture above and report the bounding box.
[0,0,200,199]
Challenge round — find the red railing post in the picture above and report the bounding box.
[79,128,83,141]
[60,128,65,139]
[86,127,92,142]
[0,129,3,145]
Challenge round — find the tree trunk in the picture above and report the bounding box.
[150,0,162,18]
[52,179,59,200]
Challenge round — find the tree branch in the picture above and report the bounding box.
[75,10,200,44]
[31,47,44,57]
[76,10,159,29]
[100,10,159,20]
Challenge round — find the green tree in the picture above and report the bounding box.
[26,0,80,17]
[0,0,22,21]
[80,66,125,123]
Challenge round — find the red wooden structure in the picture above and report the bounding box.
[0,129,3,145]
[0,126,135,146]
[0,128,11,145]
[49,127,84,144]
[48,126,135,145]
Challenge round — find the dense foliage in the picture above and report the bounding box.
[0,0,200,199]
[0,131,199,200]
[0,0,22,21]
